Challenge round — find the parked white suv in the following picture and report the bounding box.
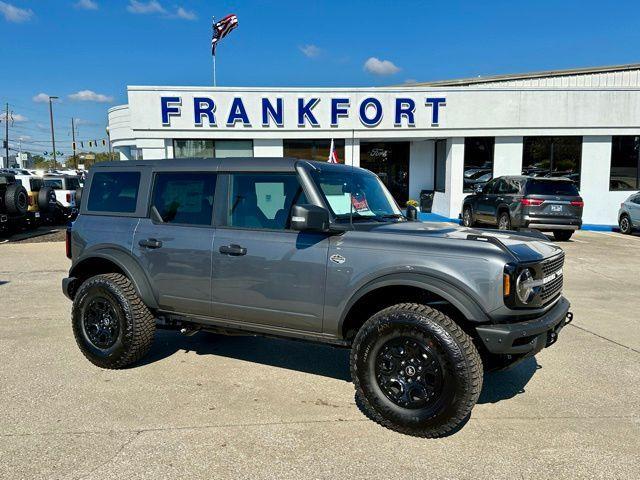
[43,175,81,221]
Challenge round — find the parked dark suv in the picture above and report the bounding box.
[461,176,583,241]
[0,173,29,234]
[63,159,573,437]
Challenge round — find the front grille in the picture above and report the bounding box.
[541,274,563,301]
[541,253,564,277]
[540,253,564,303]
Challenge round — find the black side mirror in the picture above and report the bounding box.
[474,184,484,194]
[291,204,330,232]
[406,205,418,221]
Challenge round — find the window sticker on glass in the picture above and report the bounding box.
[351,192,371,213]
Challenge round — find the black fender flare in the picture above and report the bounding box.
[70,248,158,310]
[338,272,490,334]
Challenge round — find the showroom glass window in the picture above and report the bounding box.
[463,137,495,192]
[283,139,345,163]
[226,173,308,230]
[151,172,217,225]
[173,140,253,158]
[434,139,447,192]
[86,172,141,213]
[610,136,640,191]
[522,137,582,189]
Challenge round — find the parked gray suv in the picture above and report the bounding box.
[461,176,584,241]
[62,158,572,437]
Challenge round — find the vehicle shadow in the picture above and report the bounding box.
[140,330,352,381]
[141,330,540,397]
[478,357,539,404]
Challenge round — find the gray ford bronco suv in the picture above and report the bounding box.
[63,158,572,437]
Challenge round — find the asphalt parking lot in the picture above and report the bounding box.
[1,230,638,479]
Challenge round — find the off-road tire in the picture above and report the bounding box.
[38,187,57,211]
[497,211,511,230]
[74,188,82,208]
[4,184,28,215]
[72,273,155,369]
[553,230,573,241]
[619,214,632,235]
[350,303,483,438]
[462,206,474,227]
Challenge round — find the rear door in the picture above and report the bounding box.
[210,172,329,333]
[132,172,217,316]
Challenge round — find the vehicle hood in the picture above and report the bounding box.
[362,221,562,262]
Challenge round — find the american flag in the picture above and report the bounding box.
[212,14,238,56]
[328,138,339,163]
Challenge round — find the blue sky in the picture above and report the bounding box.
[2,0,640,156]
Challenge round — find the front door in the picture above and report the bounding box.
[476,179,498,223]
[132,172,217,316]
[211,173,328,333]
[360,141,410,206]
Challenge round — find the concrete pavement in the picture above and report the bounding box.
[0,232,638,479]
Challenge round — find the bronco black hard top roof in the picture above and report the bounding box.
[93,157,363,173]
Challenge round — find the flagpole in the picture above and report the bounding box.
[213,54,217,86]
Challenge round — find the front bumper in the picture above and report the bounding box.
[477,297,572,356]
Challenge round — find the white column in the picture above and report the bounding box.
[445,137,466,218]
[580,136,623,225]
[408,140,434,200]
[345,137,360,167]
[493,136,523,176]
[165,139,174,159]
[253,138,284,157]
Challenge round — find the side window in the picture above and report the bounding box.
[44,179,63,190]
[633,195,640,205]
[87,172,140,213]
[151,172,216,225]
[227,173,307,230]
[483,179,497,194]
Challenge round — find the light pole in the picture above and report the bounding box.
[48,96,59,169]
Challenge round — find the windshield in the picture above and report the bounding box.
[526,180,579,196]
[311,168,402,221]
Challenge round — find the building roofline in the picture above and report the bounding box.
[403,62,640,87]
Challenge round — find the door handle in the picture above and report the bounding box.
[139,238,163,249]
[219,244,247,256]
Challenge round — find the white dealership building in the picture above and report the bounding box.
[108,63,640,227]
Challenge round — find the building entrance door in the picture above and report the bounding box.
[360,141,410,206]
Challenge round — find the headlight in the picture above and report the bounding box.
[516,268,536,304]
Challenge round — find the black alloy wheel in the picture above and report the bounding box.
[82,296,121,349]
[375,336,444,410]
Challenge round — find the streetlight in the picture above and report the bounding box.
[48,96,59,169]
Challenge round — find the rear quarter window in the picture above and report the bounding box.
[87,172,141,213]
[525,180,579,196]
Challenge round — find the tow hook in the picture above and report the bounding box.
[180,326,201,336]
[565,311,574,325]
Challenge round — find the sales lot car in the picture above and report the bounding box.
[63,158,573,438]
[618,192,640,234]
[14,174,58,228]
[43,174,81,221]
[461,176,584,241]
[0,173,28,234]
